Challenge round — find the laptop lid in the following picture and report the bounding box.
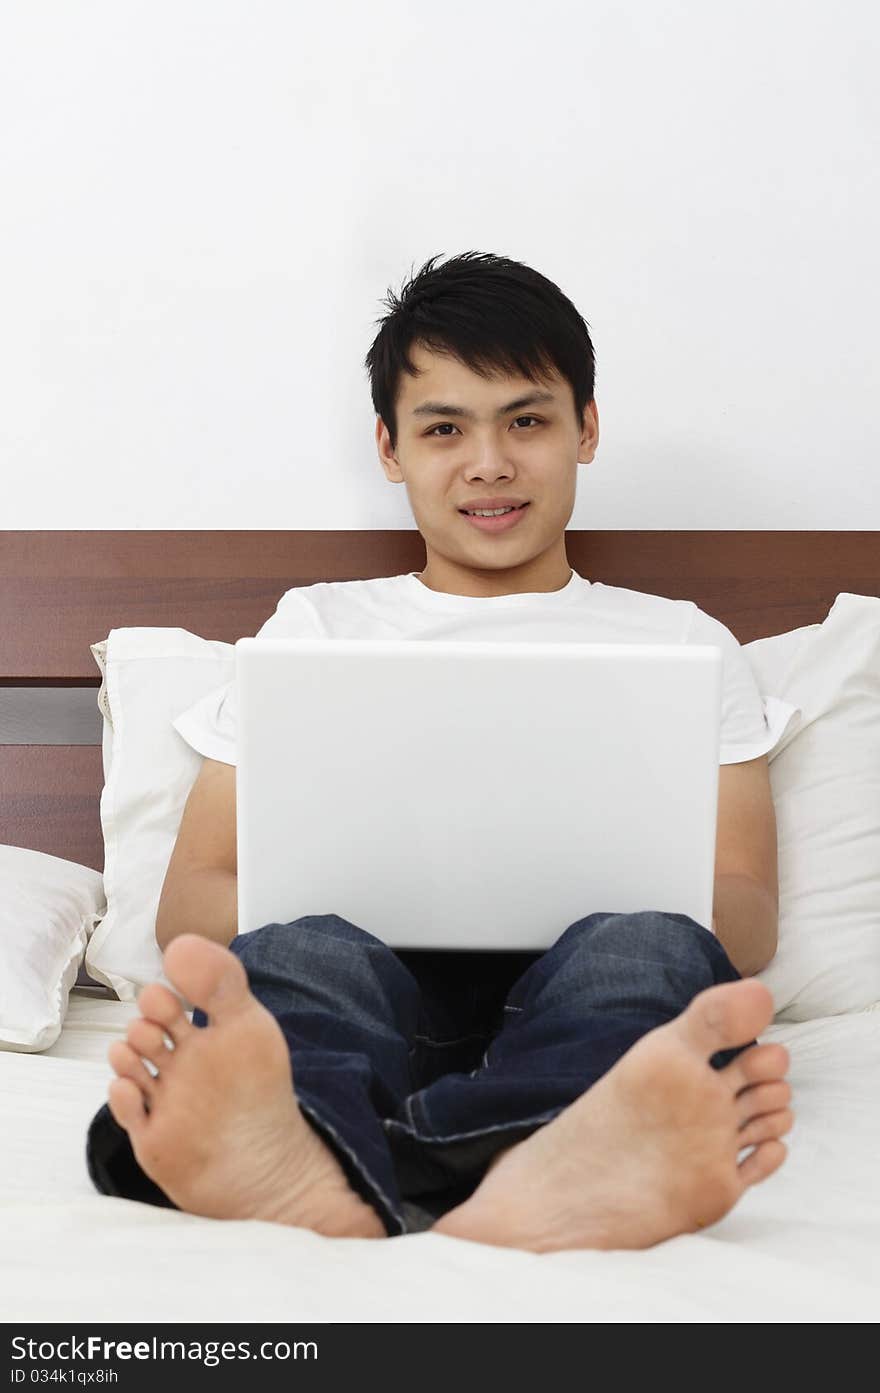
[235,638,722,951]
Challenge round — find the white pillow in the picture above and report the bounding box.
[746,593,880,1020]
[86,595,880,1020]
[85,629,234,999]
[0,844,106,1052]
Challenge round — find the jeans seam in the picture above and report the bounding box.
[296,1097,406,1237]
[404,1092,419,1130]
[412,1031,487,1047]
[385,1107,563,1146]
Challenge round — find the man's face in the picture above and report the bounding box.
[376,343,599,596]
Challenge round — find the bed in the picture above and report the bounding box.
[1,528,878,1323]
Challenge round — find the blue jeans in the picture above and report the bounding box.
[85,909,750,1239]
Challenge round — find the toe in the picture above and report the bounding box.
[162,933,252,1023]
[737,1138,788,1187]
[108,1077,148,1134]
[737,1108,794,1149]
[126,1018,173,1071]
[676,980,775,1060]
[736,1079,791,1126]
[137,981,192,1046]
[108,1041,156,1100]
[727,1042,790,1093]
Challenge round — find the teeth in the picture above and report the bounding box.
[467,506,517,516]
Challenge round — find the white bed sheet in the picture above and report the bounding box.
[1,990,878,1323]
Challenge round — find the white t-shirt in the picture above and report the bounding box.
[171,569,799,768]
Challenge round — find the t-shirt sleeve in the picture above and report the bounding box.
[686,605,801,764]
[170,589,321,767]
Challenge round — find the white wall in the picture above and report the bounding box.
[1,0,877,529]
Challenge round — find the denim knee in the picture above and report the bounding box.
[196,913,421,1038]
[231,912,391,965]
[505,909,741,1021]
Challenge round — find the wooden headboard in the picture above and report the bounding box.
[2,530,878,874]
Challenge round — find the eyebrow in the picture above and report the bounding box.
[411,390,557,420]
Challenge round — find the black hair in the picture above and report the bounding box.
[364,250,596,453]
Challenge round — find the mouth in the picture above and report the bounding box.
[458,502,530,533]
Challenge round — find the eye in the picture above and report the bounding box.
[426,416,542,437]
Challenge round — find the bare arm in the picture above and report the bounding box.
[712,873,778,977]
[155,864,238,950]
[154,757,239,951]
[712,756,779,977]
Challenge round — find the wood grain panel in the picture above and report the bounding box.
[2,530,879,679]
[0,745,104,870]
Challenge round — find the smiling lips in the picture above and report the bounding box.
[459,502,531,533]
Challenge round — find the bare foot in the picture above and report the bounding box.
[430,978,792,1252]
[105,933,386,1238]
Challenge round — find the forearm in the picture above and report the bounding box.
[155,866,239,951]
[711,873,778,977]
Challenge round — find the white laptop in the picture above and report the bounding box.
[234,638,722,951]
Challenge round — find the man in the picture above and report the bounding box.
[86,251,794,1250]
